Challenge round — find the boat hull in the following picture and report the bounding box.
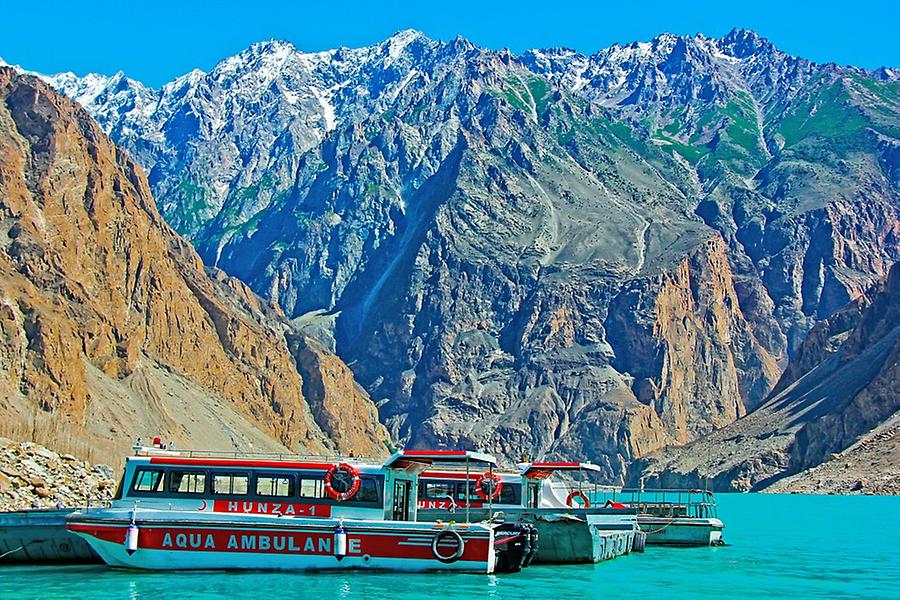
[531,516,634,564]
[418,507,636,564]
[639,517,724,546]
[0,509,100,563]
[68,510,498,573]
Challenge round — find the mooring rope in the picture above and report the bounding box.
[0,545,25,560]
[639,517,680,535]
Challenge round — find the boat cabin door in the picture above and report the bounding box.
[526,481,540,508]
[392,479,412,521]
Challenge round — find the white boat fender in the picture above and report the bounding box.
[125,517,139,556]
[334,523,347,561]
[431,529,465,563]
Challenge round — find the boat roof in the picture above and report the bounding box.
[518,461,603,479]
[382,449,497,469]
[126,445,497,473]
[128,446,389,473]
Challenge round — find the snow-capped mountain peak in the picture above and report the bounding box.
[383,29,426,58]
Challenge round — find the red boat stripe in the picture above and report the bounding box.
[148,458,335,470]
[69,522,489,538]
[68,524,491,561]
[401,450,470,456]
[417,501,485,509]
[211,500,331,518]
[420,472,476,480]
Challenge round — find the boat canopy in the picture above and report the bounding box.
[517,462,602,479]
[382,449,497,471]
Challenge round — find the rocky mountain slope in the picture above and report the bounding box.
[629,260,900,492]
[0,68,389,461]
[8,29,898,477]
[764,412,900,494]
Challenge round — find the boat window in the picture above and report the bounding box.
[355,477,380,503]
[168,470,207,494]
[256,474,294,497]
[499,483,520,504]
[455,483,471,502]
[421,481,456,499]
[212,472,250,495]
[297,475,380,503]
[299,478,325,499]
[457,481,520,504]
[132,469,165,493]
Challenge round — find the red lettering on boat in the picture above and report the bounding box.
[213,500,330,517]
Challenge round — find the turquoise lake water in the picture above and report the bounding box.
[1,494,898,599]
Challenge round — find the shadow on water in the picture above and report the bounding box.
[2,495,899,600]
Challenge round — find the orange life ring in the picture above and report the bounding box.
[566,490,590,508]
[474,472,503,501]
[324,463,361,502]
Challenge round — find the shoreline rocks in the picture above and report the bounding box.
[0,438,115,512]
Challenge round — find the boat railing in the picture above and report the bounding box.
[133,446,385,464]
[596,487,718,519]
[549,483,719,519]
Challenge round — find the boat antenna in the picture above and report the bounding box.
[465,456,471,524]
[705,442,711,492]
[488,461,494,518]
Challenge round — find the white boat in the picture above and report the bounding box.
[67,445,536,573]
[581,486,725,547]
[416,461,638,563]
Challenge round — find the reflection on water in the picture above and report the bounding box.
[2,494,899,599]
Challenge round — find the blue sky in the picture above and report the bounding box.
[2,0,898,87]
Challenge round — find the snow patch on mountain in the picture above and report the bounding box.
[311,86,336,131]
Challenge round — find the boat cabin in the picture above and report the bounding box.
[112,445,498,522]
[418,461,604,512]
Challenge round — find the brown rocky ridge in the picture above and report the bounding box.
[0,68,390,462]
[629,261,900,493]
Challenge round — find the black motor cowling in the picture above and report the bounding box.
[493,524,539,573]
[523,524,538,567]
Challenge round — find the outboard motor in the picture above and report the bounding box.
[493,524,532,573]
[522,524,539,567]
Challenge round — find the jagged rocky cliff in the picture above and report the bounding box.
[8,29,899,475]
[630,261,900,491]
[0,68,389,460]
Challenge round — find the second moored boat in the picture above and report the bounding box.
[417,461,639,563]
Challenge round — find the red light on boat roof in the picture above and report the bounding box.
[420,471,476,479]
[152,437,162,446]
